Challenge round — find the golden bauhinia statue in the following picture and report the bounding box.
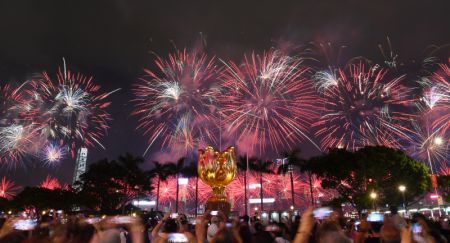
[198,146,237,215]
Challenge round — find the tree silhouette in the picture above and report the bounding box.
[181,161,199,216]
[78,154,152,214]
[150,161,174,211]
[248,157,273,212]
[305,146,429,212]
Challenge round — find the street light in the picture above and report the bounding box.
[399,185,406,212]
[370,192,377,211]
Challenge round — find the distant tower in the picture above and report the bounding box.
[72,147,88,184]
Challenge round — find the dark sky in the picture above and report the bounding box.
[0,0,449,186]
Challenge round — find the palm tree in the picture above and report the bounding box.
[248,158,273,212]
[237,156,250,215]
[181,161,199,216]
[150,161,173,211]
[277,149,307,209]
[168,157,186,213]
[116,153,152,213]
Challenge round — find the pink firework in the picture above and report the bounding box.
[0,177,21,199]
[225,172,257,207]
[155,176,177,204]
[220,50,321,154]
[277,172,305,202]
[418,59,450,136]
[313,63,415,151]
[187,178,211,204]
[408,116,448,171]
[133,49,221,156]
[40,175,61,190]
[298,174,336,202]
[0,83,38,165]
[27,61,118,157]
[438,161,450,176]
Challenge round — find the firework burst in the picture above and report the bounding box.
[408,118,448,173]
[417,59,450,135]
[0,177,21,199]
[41,143,66,166]
[220,50,320,154]
[133,49,221,156]
[0,84,37,165]
[313,62,415,151]
[40,175,61,190]
[28,61,118,157]
[0,124,38,166]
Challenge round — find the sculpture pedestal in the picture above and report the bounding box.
[205,198,231,216]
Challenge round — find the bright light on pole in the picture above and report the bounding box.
[399,185,406,212]
[370,192,377,211]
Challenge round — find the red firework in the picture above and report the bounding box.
[133,49,221,156]
[220,50,321,154]
[0,83,38,165]
[0,177,21,199]
[313,63,415,151]
[187,178,211,204]
[40,175,61,190]
[421,59,450,136]
[154,176,177,204]
[27,62,117,157]
[298,174,336,202]
[438,161,450,176]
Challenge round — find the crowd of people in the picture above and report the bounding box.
[0,206,449,243]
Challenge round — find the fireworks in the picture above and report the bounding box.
[28,61,118,157]
[154,176,177,204]
[220,50,320,154]
[0,124,38,166]
[40,175,61,190]
[418,59,450,135]
[133,49,221,156]
[0,177,21,200]
[41,143,66,166]
[408,118,448,173]
[313,62,414,151]
[0,84,36,165]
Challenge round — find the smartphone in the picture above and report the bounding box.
[225,222,233,228]
[367,213,384,222]
[110,216,133,224]
[412,223,422,234]
[170,213,179,219]
[13,219,37,231]
[167,233,188,242]
[265,225,280,232]
[210,211,218,216]
[313,207,332,219]
[85,217,101,224]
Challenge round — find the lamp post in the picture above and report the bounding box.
[399,185,406,212]
[370,192,377,211]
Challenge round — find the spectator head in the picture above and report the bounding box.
[380,224,400,243]
[254,222,263,232]
[211,216,219,225]
[162,218,178,233]
[240,215,250,224]
[238,223,252,243]
[319,231,351,243]
[389,205,398,215]
[211,228,239,243]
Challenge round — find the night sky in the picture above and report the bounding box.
[0,0,449,186]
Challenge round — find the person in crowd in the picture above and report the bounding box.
[206,216,220,242]
[389,206,406,231]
